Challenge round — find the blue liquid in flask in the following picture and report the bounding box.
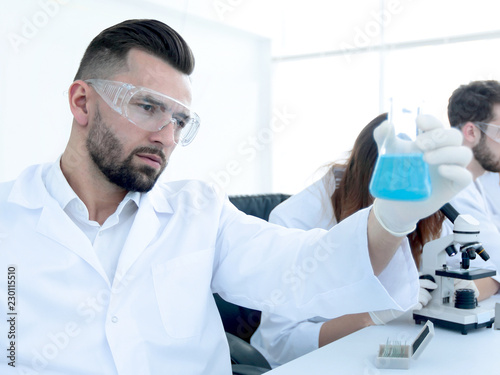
[369,153,431,201]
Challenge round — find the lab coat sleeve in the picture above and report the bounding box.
[377,238,416,302]
[250,312,324,368]
[212,197,419,323]
[250,234,415,367]
[252,177,417,367]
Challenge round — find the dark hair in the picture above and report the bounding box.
[448,80,500,128]
[74,19,195,81]
[331,113,444,267]
[331,113,386,222]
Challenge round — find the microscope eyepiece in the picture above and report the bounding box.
[440,203,460,223]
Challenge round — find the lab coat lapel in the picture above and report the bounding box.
[36,200,110,285]
[115,192,162,281]
[8,164,110,285]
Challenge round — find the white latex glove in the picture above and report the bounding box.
[372,114,473,236]
[414,278,438,310]
[369,309,405,325]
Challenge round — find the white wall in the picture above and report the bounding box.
[0,0,272,195]
[268,0,500,194]
[3,0,500,196]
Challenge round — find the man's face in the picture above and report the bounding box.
[472,104,500,173]
[86,49,193,192]
[472,133,500,173]
[86,105,167,192]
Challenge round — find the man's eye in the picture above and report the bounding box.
[138,103,156,113]
[173,117,186,128]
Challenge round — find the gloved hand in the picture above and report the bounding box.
[372,114,473,236]
[414,278,438,310]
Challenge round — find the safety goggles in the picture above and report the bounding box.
[474,122,500,144]
[85,79,200,146]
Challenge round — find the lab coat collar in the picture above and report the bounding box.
[45,156,77,211]
[7,163,176,282]
[6,164,110,284]
[6,163,174,286]
[36,197,111,284]
[7,164,50,209]
[145,180,174,214]
[8,163,172,214]
[44,157,141,224]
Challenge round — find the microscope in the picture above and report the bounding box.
[413,203,496,334]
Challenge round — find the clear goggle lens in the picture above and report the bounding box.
[86,79,200,146]
[475,122,500,144]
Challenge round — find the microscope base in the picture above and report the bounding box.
[413,305,494,335]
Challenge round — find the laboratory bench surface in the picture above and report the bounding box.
[265,295,500,374]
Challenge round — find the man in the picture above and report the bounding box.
[0,19,471,374]
[447,80,500,298]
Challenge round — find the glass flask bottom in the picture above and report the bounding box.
[369,153,432,201]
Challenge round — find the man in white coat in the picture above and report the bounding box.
[447,80,500,299]
[0,19,472,375]
[478,171,500,229]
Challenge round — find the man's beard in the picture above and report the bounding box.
[473,133,500,173]
[86,109,167,192]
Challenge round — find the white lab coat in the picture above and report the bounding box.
[251,173,416,367]
[478,172,500,230]
[449,177,500,284]
[0,163,418,375]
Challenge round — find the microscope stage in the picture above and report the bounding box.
[435,268,496,280]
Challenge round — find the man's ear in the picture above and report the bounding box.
[461,121,481,145]
[68,80,91,126]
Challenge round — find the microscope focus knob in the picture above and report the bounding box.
[454,289,477,309]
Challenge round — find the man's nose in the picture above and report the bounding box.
[150,120,177,146]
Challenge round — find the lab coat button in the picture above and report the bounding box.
[111,316,118,323]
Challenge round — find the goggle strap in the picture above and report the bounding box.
[90,80,130,115]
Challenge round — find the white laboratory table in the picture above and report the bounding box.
[266,295,500,374]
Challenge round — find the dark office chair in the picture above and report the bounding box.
[229,193,291,222]
[227,333,273,374]
[215,193,290,375]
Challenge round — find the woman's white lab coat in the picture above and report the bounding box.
[0,163,418,375]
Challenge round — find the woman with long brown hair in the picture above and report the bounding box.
[331,113,445,268]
